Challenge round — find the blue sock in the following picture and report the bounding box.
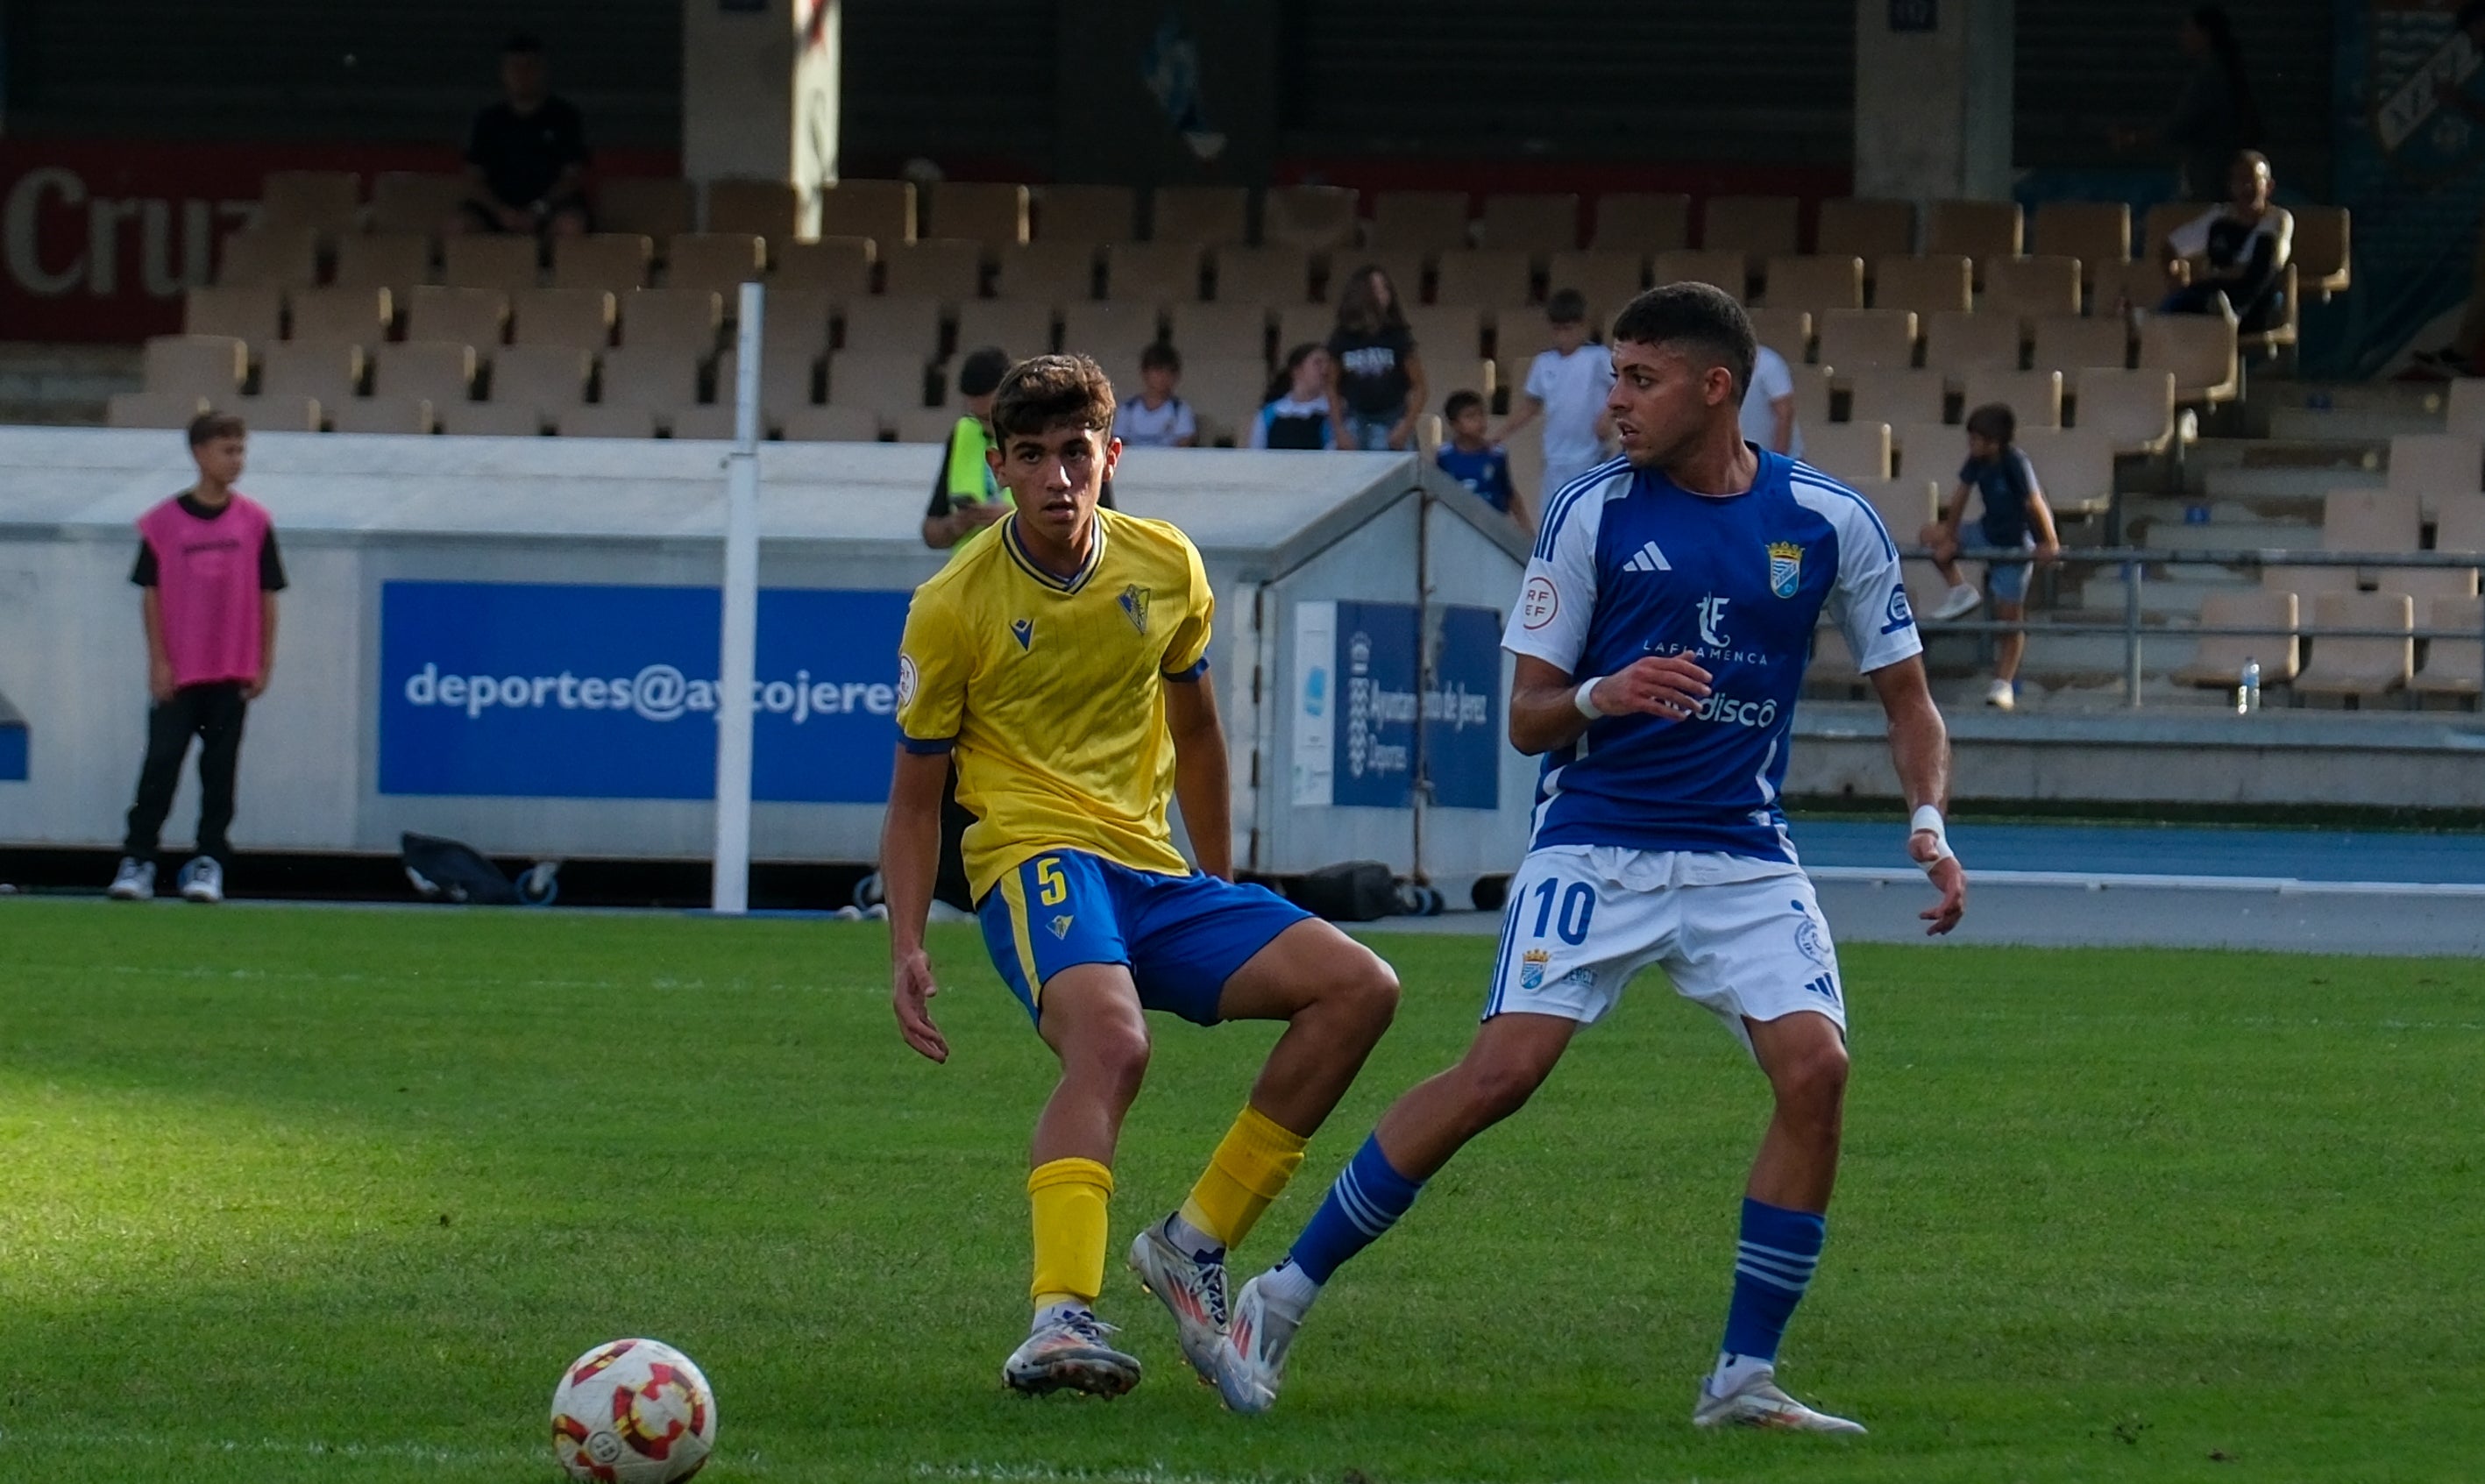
[1284,1134,1424,1285]
[1716,1197,1827,1379]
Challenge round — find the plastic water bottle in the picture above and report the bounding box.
[2236,657,2261,714]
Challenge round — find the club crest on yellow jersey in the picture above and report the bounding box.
[1118,585,1151,635]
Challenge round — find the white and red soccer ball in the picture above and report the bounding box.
[550,1338,716,1483]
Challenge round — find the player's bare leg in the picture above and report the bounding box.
[1371,1011,1577,1179]
[1742,1011,1847,1213]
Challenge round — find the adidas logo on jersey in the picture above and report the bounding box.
[1622,541,1672,574]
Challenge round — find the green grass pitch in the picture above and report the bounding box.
[1,898,2479,1483]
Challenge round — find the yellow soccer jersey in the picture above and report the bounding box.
[895,507,1215,900]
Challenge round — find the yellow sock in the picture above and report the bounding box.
[1177,1104,1310,1249]
[1028,1157,1114,1310]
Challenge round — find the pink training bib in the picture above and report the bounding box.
[137,493,273,689]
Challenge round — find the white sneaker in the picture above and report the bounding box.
[1001,1310,1141,1398]
[176,856,224,904]
[1223,1270,1308,1415]
[1984,678,2016,711]
[1128,1220,1260,1409]
[1692,1369,1866,1434]
[1930,585,1982,621]
[107,856,154,900]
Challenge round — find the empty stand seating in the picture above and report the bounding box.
[1367,191,1471,252]
[553,234,652,293]
[1263,186,1360,255]
[109,391,210,430]
[596,347,700,414]
[2175,591,2299,689]
[1476,194,1580,254]
[622,289,724,359]
[489,345,593,408]
[840,297,944,359]
[1040,185,1140,244]
[243,395,325,432]
[707,178,801,243]
[827,351,936,420]
[2012,427,2117,514]
[1150,187,1249,246]
[1215,245,1314,305]
[998,242,1099,303]
[954,300,1056,360]
[331,398,437,436]
[288,287,392,350]
[444,236,540,294]
[1746,308,1812,367]
[2413,595,2484,699]
[404,286,508,350]
[1593,193,1692,253]
[1435,250,1533,308]
[254,342,361,408]
[372,343,478,407]
[773,238,875,302]
[597,178,698,244]
[559,406,658,439]
[1172,356,1273,444]
[186,287,283,347]
[666,406,742,441]
[782,406,884,442]
[1818,309,1917,372]
[1848,369,1947,429]
[1923,311,2023,379]
[2033,316,2131,376]
[371,172,467,236]
[440,402,547,437]
[1545,251,1646,320]
[818,180,916,245]
[1928,200,2022,262]
[2387,434,2482,504]
[2031,202,2133,287]
[145,336,249,402]
[1764,256,1863,316]
[1984,255,2083,330]
[2297,593,2414,701]
[933,182,1030,251]
[333,234,432,292]
[716,341,825,426]
[2294,205,2353,301]
[880,238,983,302]
[1650,250,1746,297]
[1057,302,1166,371]
[1816,199,1916,262]
[218,227,322,288]
[665,234,765,295]
[2072,368,2176,453]
[1963,368,2063,428]
[511,288,616,351]
[1105,242,1205,303]
[1166,303,1268,361]
[1807,422,1892,483]
[1703,196,1800,264]
[259,170,360,242]
[1871,255,1971,316]
[2138,312,2239,405]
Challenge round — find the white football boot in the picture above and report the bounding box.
[1222,1270,1310,1416]
[1128,1220,1264,1411]
[1001,1309,1140,1398]
[176,856,224,904]
[107,856,155,900]
[1692,1369,1866,1434]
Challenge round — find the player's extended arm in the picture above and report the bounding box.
[1507,651,1712,757]
[881,746,952,1062]
[1165,677,1234,880]
[1868,657,1966,935]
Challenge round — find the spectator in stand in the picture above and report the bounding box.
[2156,151,2292,333]
[2113,6,2260,200]
[1738,344,1804,459]
[1435,390,1522,528]
[1119,342,1198,448]
[1495,288,1615,493]
[454,33,592,239]
[924,347,1012,551]
[1250,344,1345,450]
[1922,404,2061,714]
[1327,266,1425,451]
[107,414,285,906]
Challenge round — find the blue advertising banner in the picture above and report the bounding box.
[1424,605,1501,811]
[1331,600,1421,809]
[379,582,910,801]
[0,723,24,783]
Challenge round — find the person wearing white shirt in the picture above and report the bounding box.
[1495,289,1615,498]
[1737,345,1804,460]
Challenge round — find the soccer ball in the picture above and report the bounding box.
[550,1338,717,1483]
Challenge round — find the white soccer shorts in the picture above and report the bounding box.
[1481,845,1848,1050]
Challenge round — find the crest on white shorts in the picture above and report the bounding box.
[1793,901,1829,964]
[1518,948,1550,990]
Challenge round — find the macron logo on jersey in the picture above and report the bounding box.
[1622,540,1672,574]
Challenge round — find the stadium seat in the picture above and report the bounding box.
[558,405,658,438]
[827,351,936,419]
[1747,307,1813,366]
[1818,309,1918,372]
[1339,250,1429,308]
[2141,202,2212,268]
[1816,199,1917,262]
[487,345,593,408]
[2033,316,2131,377]
[1923,311,2024,380]
[1476,194,1580,254]
[740,282,833,359]
[997,242,1099,303]
[1167,355,1273,445]
[2387,566,2482,603]
[1984,256,2084,331]
[1889,421,1958,482]
[217,226,322,288]
[332,234,433,293]
[772,237,876,302]
[443,236,541,294]
[1405,305,1487,363]
[1038,184,1139,244]
[1650,249,1747,298]
[1434,250,1533,308]
[2322,489,2424,564]
[2293,205,2353,301]
[818,180,915,245]
[597,349,700,412]
[1762,256,1863,316]
[715,341,824,426]
[2093,259,2169,316]
[2175,591,2299,689]
[438,401,546,437]
[890,408,963,444]
[2436,494,2485,554]
[145,335,249,401]
[2412,594,2485,699]
[2387,434,2483,505]
[2011,426,2117,515]
[2261,564,2359,598]
[1786,362,1834,431]
[706,178,800,243]
[1593,193,1692,253]
[664,234,766,295]
[1262,185,1360,256]
[665,405,742,441]
[254,342,361,406]
[1703,196,1800,265]
[186,286,284,347]
[1806,422,1892,483]
[259,170,360,241]
[1871,255,1972,316]
[1213,245,1315,305]
[108,391,209,430]
[1367,191,1472,252]
[286,287,393,351]
[1058,302,1167,371]
[596,178,697,244]
[2138,311,2239,406]
[404,287,508,350]
[782,405,884,442]
[2297,592,2414,701]
[1848,369,1948,429]
[371,342,477,407]
[1928,200,2022,262]
[952,300,1056,360]
[239,394,324,431]
[932,182,1029,251]
[1544,251,1647,323]
[1104,242,1205,303]
[1149,186,1249,246]
[1849,477,1946,613]
[511,288,617,351]
[2031,202,2133,288]
[839,296,945,359]
[2071,367,2176,453]
[330,396,436,436]
[621,289,723,360]
[880,238,984,302]
[553,234,652,293]
[1963,368,2063,428]
[369,172,467,236]
[1275,304,1337,362]
[1165,302,1270,363]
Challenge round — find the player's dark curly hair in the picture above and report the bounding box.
[990,353,1118,441]
[1609,283,1756,399]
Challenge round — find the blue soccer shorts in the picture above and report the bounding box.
[976,849,1312,1026]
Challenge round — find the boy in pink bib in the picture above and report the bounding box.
[107,414,286,905]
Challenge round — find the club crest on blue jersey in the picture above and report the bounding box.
[1767,541,1806,599]
[1011,617,1033,650]
[1519,948,1550,990]
[1049,913,1075,940]
[1118,585,1152,635]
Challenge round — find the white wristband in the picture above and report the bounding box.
[1574,677,1605,720]
[1910,804,1955,870]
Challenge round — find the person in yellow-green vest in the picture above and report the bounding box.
[922,347,1015,552]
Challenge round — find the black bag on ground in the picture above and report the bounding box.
[401,832,522,905]
[1289,860,1398,922]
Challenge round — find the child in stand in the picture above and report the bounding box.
[1249,344,1345,450]
[1434,389,1523,529]
[1118,341,1198,448]
[1495,288,1615,494]
[1924,403,2061,712]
